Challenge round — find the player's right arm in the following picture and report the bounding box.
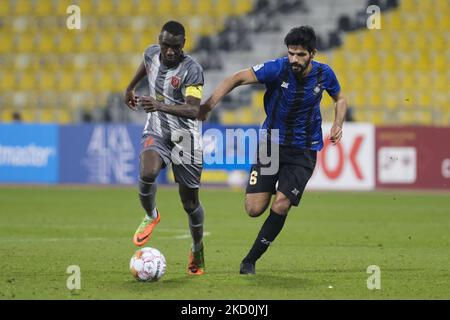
[124,61,147,111]
[199,68,258,120]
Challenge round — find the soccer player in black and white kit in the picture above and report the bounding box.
[125,21,206,275]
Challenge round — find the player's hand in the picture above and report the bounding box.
[125,89,138,111]
[140,96,161,113]
[198,103,212,121]
[330,124,343,145]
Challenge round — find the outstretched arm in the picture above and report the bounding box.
[329,91,347,145]
[124,61,147,111]
[198,68,258,120]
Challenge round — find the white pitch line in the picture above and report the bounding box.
[0,230,211,242]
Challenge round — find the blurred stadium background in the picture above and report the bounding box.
[0,0,448,124]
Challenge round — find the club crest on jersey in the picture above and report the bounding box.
[313,84,323,96]
[171,75,181,89]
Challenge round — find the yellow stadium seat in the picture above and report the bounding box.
[94,71,114,91]
[154,0,173,15]
[55,109,72,124]
[384,92,400,110]
[321,92,335,109]
[116,1,134,15]
[77,71,95,91]
[55,31,77,53]
[383,12,402,31]
[15,33,35,53]
[34,0,53,16]
[17,73,34,91]
[77,33,95,53]
[416,92,432,108]
[398,110,417,125]
[39,109,55,123]
[0,33,14,54]
[214,0,233,17]
[19,109,36,123]
[221,109,238,125]
[12,0,32,15]
[136,0,153,14]
[350,92,364,108]
[1,108,14,122]
[56,71,76,91]
[233,0,253,15]
[36,72,56,91]
[368,110,385,125]
[0,72,16,91]
[432,93,449,110]
[175,0,195,15]
[77,0,96,14]
[431,71,450,92]
[330,50,346,70]
[97,34,115,53]
[36,32,55,54]
[365,91,382,109]
[0,1,12,16]
[96,0,114,15]
[343,34,359,51]
[54,0,76,15]
[251,91,264,107]
[115,33,135,53]
[364,71,383,90]
[196,0,213,15]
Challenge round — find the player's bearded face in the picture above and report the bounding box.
[159,31,185,68]
[288,45,315,75]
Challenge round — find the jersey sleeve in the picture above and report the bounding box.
[143,45,159,74]
[184,61,204,86]
[251,59,283,84]
[324,65,341,97]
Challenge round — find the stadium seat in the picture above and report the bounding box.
[34,0,53,16]
[135,0,153,14]
[0,33,14,54]
[12,0,32,15]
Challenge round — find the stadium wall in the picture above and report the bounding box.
[0,123,449,190]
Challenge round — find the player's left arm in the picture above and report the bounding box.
[329,91,347,145]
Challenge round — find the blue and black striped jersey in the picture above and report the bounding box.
[252,58,341,151]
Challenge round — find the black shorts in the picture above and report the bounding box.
[246,146,317,206]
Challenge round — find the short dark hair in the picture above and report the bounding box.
[161,21,185,37]
[284,26,317,52]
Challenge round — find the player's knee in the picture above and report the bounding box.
[182,199,199,214]
[140,167,159,183]
[245,203,265,217]
[271,198,291,216]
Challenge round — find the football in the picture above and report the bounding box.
[129,247,166,281]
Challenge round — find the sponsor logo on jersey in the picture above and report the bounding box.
[253,64,264,72]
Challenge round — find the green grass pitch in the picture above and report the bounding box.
[0,186,449,299]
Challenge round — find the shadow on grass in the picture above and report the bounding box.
[239,273,316,290]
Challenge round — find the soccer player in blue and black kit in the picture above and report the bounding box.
[201,26,348,274]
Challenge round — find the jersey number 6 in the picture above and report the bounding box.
[249,170,258,185]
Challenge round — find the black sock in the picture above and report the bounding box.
[242,210,287,264]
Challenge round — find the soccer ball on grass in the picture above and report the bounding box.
[130,247,166,281]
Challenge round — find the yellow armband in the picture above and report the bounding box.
[185,85,203,99]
